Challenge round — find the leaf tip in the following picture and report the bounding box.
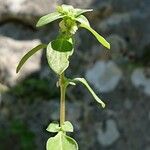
[36,23,40,28]
[102,103,106,108]
[107,43,111,50]
[16,66,19,73]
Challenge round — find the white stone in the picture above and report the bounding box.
[131,68,150,96]
[97,119,120,147]
[0,36,42,86]
[86,61,122,93]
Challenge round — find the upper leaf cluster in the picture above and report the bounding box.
[17,4,110,75]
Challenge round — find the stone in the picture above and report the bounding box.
[131,68,150,96]
[97,119,120,147]
[0,0,62,26]
[98,10,150,57]
[0,36,42,86]
[86,61,122,93]
[124,99,132,110]
[92,35,127,63]
[63,0,93,8]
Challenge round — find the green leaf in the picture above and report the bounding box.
[51,39,73,52]
[46,39,74,75]
[16,44,47,73]
[62,121,73,132]
[72,78,105,108]
[76,15,90,26]
[80,24,110,49]
[36,12,64,27]
[46,132,78,150]
[75,8,93,17]
[46,122,60,133]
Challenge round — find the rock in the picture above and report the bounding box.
[0,0,61,26]
[66,102,82,130]
[124,99,132,110]
[0,36,42,86]
[63,0,93,8]
[86,61,122,93]
[92,35,127,63]
[98,10,150,57]
[148,112,150,121]
[131,68,150,96]
[97,119,120,147]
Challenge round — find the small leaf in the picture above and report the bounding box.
[16,44,47,73]
[36,12,64,27]
[80,24,110,49]
[46,122,60,133]
[72,78,105,108]
[46,39,74,75]
[62,121,73,132]
[75,8,93,17]
[76,15,90,26]
[46,131,78,150]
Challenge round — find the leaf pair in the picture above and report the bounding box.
[46,121,78,150]
[46,121,73,133]
[16,38,73,75]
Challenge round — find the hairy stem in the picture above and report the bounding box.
[60,73,66,126]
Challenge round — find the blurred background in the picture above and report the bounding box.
[0,0,150,150]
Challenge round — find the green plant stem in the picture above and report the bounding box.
[60,73,66,126]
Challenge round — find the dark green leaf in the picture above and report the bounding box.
[36,12,64,27]
[72,78,105,108]
[80,24,110,49]
[51,39,73,52]
[16,44,47,73]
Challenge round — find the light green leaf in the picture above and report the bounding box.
[16,44,47,73]
[46,122,60,133]
[80,24,110,49]
[62,121,73,132]
[72,78,105,108]
[46,131,78,150]
[76,15,90,26]
[46,39,74,75]
[75,8,93,17]
[36,12,64,27]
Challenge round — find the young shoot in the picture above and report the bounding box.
[16,4,110,150]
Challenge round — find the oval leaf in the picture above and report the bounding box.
[62,121,74,132]
[16,44,47,73]
[72,78,105,108]
[46,39,74,75]
[36,12,64,27]
[46,132,78,150]
[80,24,110,49]
[46,122,60,133]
